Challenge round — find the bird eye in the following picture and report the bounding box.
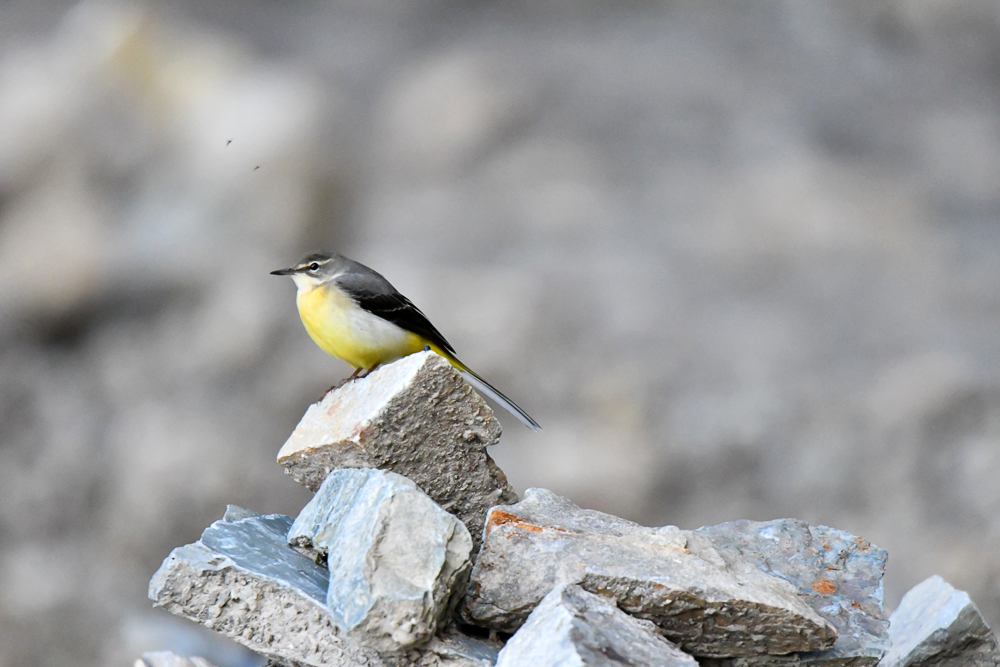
[309,263,320,271]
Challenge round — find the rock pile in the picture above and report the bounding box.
[149,351,1000,667]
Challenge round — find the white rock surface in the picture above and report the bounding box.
[495,583,697,667]
[288,468,473,654]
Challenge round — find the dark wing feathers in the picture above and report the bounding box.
[335,266,456,355]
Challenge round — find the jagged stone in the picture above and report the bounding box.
[276,351,517,551]
[462,488,837,658]
[149,511,393,667]
[495,583,698,667]
[288,468,473,654]
[135,652,218,667]
[696,519,888,666]
[878,575,1000,667]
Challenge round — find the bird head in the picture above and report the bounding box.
[270,251,339,292]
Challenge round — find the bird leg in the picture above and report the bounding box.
[321,368,364,399]
[358,363,380,378]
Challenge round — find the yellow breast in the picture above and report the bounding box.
[296,284,426,369]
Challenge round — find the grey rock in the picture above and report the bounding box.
[277,351,517,552]
[413,626,500,666]
[495,583,698,667]
[696,519,888,666]
[223,505,263,522]
[288,468,473,654]
[149,511,394,667]
[135,652,219,667]
[462,488,837,658]
[260,627,498,667]
[878,575,1000,667]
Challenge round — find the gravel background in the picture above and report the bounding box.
[2,1,1000,665]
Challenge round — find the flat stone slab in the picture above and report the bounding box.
[879,575,1000,667]
[277,351,517,551]
[495,583,698,667]
[288,468,473,653]
[462,488,837,658]
[149,510,390,667]
[150,508,495,667]
[696,519,888,666]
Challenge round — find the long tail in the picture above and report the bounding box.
[429,346,541,431]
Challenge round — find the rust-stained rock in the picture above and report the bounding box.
[462,488,838,658]
[277,351,517,551]
[696,519,889,667]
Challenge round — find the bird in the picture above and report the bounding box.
[271,251,541,430]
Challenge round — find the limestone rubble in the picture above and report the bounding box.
[147,356,999,667]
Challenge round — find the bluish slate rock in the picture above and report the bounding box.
[879,575,1000,667]
[148,509,392,667]
[288,468,473,654]
[697,519,889,667]
[495,583,698,667]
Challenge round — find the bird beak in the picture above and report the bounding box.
[270,267,296,276]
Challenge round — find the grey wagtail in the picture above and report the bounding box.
[271,251,541,430]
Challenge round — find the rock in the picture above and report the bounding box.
[696,519,888,666]
[414,626,501,666]
[462,488,837,658]
[148,510,395,667]
[495,583,698,667]
[223,504,263,522]
[278,352,517,550]
[878,575,1000,667]
[288,468,473,654]
[277,351,518,551]
[135,652,219,667]
[258,627,499,667]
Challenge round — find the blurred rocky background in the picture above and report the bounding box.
[1,0,999,665]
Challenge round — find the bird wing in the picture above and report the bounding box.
[334,264,457,356]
